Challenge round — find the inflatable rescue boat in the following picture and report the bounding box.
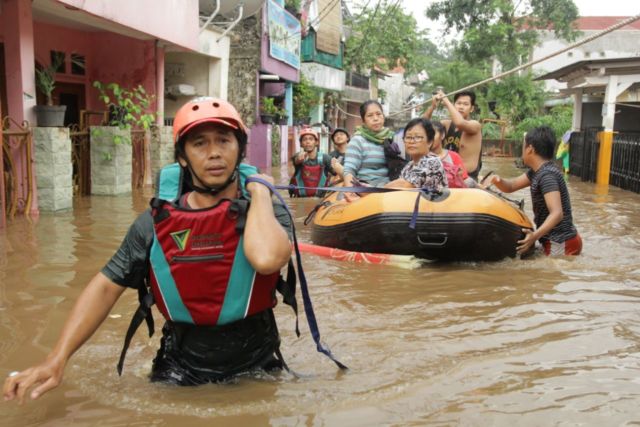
[310,189,534,262]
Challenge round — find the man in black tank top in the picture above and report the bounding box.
[483,126,582,257]
[443,123,461,152]
[423,90,483,181]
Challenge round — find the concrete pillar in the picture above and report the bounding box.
[90,127,132,195]
[150,125,175,179]
[285,82,293,126]
[155,42,165,126]
[33,128,72,211]
[3,0,40,215]
[3,0,36,125]
[596,75,631,186]
[572,91,582,132]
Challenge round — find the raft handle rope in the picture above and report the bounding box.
[479,170,525,210]
[246,176,348,370]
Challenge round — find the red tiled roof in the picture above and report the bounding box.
[575,16,640,31]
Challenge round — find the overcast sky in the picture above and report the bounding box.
[347,0,639,36]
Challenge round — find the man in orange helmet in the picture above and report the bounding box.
[3,98,296,399]
[288,127,332,197]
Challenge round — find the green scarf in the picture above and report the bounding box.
[355,125,394,145]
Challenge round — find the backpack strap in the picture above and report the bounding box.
[117,289,155,375]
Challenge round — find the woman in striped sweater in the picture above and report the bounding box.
[342,100,394,197]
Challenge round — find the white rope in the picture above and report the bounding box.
[333,13,640,119]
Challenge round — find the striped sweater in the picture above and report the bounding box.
[343,134,389,186]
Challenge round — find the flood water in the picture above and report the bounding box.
[1,157,640,426]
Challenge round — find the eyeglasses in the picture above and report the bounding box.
[403,136,426,143]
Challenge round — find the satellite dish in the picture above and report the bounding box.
[199,0,264,19]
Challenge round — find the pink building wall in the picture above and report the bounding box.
[55,0,199,51]
[31,22,159,114]
[0,2,166,216]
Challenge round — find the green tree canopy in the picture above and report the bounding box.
[426,0,579,69]
[345,0,435,74]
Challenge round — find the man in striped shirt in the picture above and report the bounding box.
[484,126,582,256]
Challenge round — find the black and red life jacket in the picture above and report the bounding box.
[289,152,328,197]
[149,198,278,325]
[117,163,298,375]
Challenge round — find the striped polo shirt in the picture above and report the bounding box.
[343,134,389,186]
[526,162,578,244]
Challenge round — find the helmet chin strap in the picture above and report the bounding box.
[183,156,241,196]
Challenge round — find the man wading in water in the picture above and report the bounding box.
[3,98,344,403]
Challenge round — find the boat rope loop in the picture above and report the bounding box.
[245,176,348,371]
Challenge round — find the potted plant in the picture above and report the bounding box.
[276,106,289,125]
[260,97,278,125]
[34,56,67,127]
[93,81,156,141]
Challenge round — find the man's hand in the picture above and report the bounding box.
[431,94,440,109]
[331,158,344,176]
[517,228,536,255]
[479,174,501,189]
[434,89,447,103]
[295,152,306,164]
[246,174,275,197]
[3,358,65,404]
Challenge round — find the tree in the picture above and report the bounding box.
[487,73,546,123]
[511,103,573,140]
[426,0,579,69]
[345,0,433,75]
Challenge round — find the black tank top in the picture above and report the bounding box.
[444,124,462,152]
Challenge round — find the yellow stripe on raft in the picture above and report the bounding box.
[314,189,532,229]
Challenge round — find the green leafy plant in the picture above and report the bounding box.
[292,75,320,123]
[260,97,279,115]
[93,81,156,132]
[35,56,64,106]
[511,104,573,140]
[284,0,301,13]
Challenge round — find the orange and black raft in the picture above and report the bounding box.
[310,189,534,262]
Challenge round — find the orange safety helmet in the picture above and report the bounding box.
[299,127,319,143]
[172,97,248,144]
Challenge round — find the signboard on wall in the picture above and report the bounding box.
[315,0,342,55]
[267,0,301,69]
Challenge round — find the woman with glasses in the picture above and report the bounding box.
[385,118,447,192]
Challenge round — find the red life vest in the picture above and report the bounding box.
[289,154,328,197]
[149,199,279,325]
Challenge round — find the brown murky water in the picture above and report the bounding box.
[1,157,640,426]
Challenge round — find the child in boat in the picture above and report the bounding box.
[431,121,475,188]
[385,118,447,192]
[484,126,582,256]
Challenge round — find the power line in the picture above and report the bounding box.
[336,13,640,119]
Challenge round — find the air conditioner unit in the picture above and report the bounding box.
[166,84,196,97]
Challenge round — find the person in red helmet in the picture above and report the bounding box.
[288,127,332,197]
[3,98,297,399]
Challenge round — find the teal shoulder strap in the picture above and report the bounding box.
[156,163,183,202]
[238,163,259,199]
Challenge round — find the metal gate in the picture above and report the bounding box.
[70,110,107,195]
[131,129,147,189]
[569,126,602,182]
[610,132,640,193]
[2,117,34,220]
